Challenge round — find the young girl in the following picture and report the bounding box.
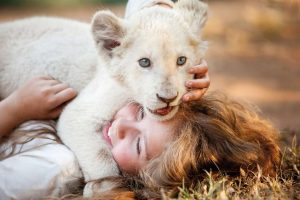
[88,93,281,199]
[0,90,280,199]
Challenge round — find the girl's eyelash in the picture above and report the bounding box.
[136,137,141,155]
[137,107,144,120]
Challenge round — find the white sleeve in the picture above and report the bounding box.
[0,121,82,200]
[125,0,175,18]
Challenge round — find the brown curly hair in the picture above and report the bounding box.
[84,93,280,200]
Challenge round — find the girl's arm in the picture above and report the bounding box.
[0,76,77,138]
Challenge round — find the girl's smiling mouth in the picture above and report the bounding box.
[102,122,112,146]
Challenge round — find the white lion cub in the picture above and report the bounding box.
[0,0,208,196]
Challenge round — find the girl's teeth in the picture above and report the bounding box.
[108,127,113,138]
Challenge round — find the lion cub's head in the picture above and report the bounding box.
[92,0,208,120]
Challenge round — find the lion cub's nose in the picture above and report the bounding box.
[156,93,178,104]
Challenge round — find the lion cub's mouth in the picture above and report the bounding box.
[148,106,176,116]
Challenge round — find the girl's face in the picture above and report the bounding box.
[102,103,175,174]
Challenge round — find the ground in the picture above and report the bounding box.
[1,1,298,137]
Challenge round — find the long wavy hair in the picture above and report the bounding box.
[0,120,58,160]
[86,93,281,199]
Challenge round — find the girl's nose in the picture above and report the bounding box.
[115,118,138,140]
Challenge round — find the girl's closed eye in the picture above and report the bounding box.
[136,137,141,155]
[137,107,144,121]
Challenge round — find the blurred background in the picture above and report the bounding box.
[0,0,299,140]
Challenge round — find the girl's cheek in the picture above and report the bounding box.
[112,148,129,168]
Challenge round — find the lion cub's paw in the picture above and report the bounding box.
[83,179,119,197]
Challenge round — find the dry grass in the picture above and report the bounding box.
[173,134,300,200]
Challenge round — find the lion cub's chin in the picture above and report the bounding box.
[145,106,179,121]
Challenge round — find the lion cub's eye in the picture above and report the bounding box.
[177,56,187,66]
[138,58,151,68]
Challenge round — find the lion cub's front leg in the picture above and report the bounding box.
[57,75,128,196]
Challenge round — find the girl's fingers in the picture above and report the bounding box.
[47,79,62,86]
[39,79,61,88]
[183,88,208,102]
[49,106,64,119]
[52,88,77,108]
[189,59,208,74]
[36,75,55,80]
[51,83,70,94]
[188,65,208,76]
[185,75,210,89]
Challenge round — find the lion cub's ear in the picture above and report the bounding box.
[91,11,125,56]
[174,0,208,36]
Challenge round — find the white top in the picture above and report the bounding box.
[0,121,82,200]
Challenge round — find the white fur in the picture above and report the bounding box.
[0,0,208,196]
[0,17,97,96]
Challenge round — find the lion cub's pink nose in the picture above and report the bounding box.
[156,93,178,104]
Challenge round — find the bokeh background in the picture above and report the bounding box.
[0,0,299,140]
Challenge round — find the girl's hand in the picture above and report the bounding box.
[8,76,77,121]
[183,60,210,102]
